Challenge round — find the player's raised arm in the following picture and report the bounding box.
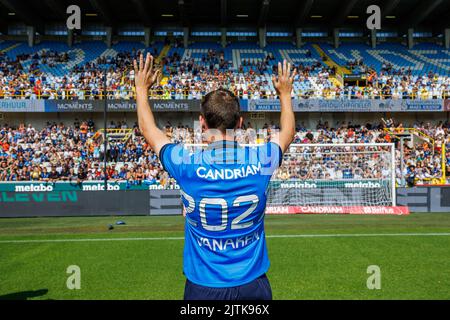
[272,60,297,153]
[134,53,170,155]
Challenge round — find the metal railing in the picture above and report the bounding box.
[97,128,133,143]
[383,127,435,150]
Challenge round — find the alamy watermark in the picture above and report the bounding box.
[66,265,81,290]
[66,5,81,30]
[366,265,381,290]
[366,5,381,30]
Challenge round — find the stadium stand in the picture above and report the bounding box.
[1,119,449,186]
[1,40,449,100]
[1,37,450,186]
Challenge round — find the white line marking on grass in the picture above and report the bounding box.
[266,233,450,238]
[0,236,185,243]
[0,233,449,244]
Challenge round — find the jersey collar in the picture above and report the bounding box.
[206,140,240,151]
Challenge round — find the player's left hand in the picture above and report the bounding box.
[134,53,161,91]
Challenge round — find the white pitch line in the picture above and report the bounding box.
[266,233,450,238]
[0,233,449,244]
[0,236,185,244]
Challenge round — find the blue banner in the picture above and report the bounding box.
[400,100,443,111]
[44,100,99,112]
[0,100,45,112]
[43,99,200,112]
[0,99,445,113]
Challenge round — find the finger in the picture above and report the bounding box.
[133,59,138,74]
[290,67,297,78]
[290,68,297,83]
[287,63,291,77]
[152,69,161,83]
[156,69,162,81]
[148,54,154,75]
[139,53,144,71]
[149,69,159,85]
[271,75,277,85]
[278,62,282,78]
[143,53,151,73]
[283,59,287,77]
[146,62,157,80]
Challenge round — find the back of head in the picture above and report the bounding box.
[200,89,241,133]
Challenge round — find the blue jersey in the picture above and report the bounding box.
[160,140,282,288]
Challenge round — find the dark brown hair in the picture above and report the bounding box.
[200,89,241,133]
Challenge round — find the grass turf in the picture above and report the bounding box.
[0,213,449,300]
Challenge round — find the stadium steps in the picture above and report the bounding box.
[384,127,446,184]
[156,44,171,64]
[312,44,351,86]
[156,44,172,84]
[0,42,22,53]
[94,129,133,146]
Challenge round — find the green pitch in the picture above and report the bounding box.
[0,213,449,300]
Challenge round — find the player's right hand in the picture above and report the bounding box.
[133,52,161,91]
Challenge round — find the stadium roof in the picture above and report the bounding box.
[0,0,449,33]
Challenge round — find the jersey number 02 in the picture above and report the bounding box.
[182,191,260,232]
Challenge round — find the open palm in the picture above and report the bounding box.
[133,53,161,91]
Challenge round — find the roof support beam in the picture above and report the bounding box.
[379,0,401,28]
[294,0,314,27]
[131,0,152,27]
[220,0,227,27]
[258,0,270,27]
[88,0,114,26]
[330,0,359,27]
[178,0,189,27]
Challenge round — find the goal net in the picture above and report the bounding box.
[265,143,407,214]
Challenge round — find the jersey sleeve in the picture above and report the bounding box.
[258,142,283,176]
[159,143,189,182]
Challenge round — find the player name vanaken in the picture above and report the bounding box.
[196,163,262,180]
[196,231,261,251]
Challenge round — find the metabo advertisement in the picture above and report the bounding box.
[0,181,151,192]
[270,179,388,189]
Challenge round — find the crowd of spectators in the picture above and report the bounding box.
[1,119,449,186]
[0,120,166,187]
[1,47,449,100]
[279,119,450,186]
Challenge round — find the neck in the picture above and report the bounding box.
[205,130,236,144]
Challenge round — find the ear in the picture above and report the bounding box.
[236,116,243,129]
[199,114,208,131]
